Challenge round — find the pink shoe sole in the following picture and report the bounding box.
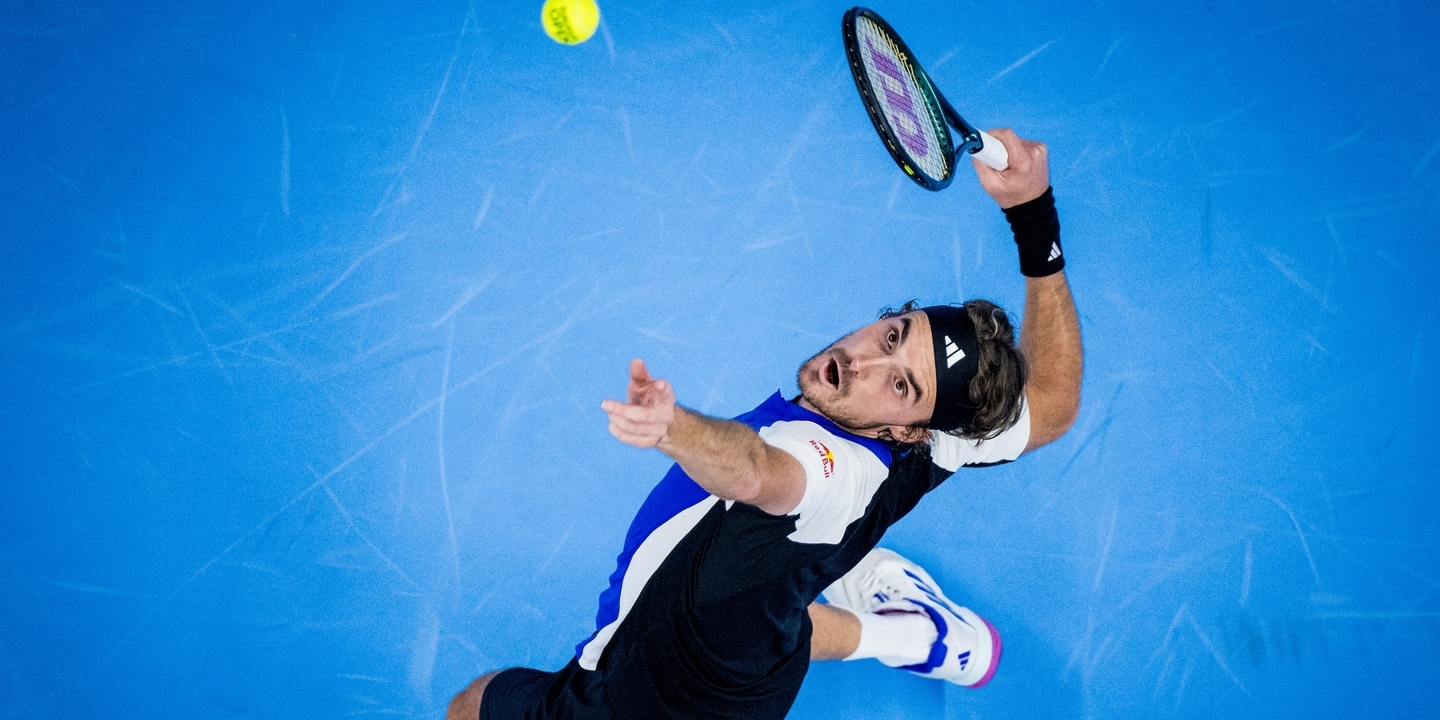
[967,616,1003,688]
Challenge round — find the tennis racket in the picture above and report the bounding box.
[842,7,1009,191]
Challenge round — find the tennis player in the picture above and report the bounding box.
[450,128,1082,719]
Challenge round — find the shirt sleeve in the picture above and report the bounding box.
[758,420,890,545]
[928,396,1031,472]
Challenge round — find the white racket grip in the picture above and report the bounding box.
[971,130,1010,171]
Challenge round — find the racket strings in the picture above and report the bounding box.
[855,16,950,181]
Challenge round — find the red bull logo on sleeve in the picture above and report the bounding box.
[808,439,836,478]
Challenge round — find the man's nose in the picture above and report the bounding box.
[852,354,889,377]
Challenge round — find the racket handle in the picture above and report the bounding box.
[971,130,1010,171]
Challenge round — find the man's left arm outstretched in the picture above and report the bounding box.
[600,359,807,514]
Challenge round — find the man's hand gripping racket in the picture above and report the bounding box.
[972,128,1050,209]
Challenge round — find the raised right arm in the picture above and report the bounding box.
[970,129,1083,453]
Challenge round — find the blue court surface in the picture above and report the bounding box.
[3,0,1438,717]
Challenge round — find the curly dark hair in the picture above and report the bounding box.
[878,299,1028,443]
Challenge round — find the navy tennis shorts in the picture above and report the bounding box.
[478,660,612,720]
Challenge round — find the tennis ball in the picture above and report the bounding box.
[541,0,600,45]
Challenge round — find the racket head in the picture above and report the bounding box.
[842,7,955,191]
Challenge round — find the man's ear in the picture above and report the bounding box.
[886,425,932,445]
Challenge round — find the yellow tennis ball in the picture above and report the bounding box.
[541,0,600,45]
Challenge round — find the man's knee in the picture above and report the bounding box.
[447,671,501,720]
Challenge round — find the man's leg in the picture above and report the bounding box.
[447,671,502,720]
[809,602,861,660]
[811,599,940,664]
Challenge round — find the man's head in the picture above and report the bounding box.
[796,300,1027,444]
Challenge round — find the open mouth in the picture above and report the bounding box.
[824,357,841,389]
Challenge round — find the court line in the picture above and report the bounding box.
[989,38,1057,83]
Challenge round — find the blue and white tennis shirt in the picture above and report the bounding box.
[569,391,1028,717]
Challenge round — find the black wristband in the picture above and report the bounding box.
[1002,187,1064,277]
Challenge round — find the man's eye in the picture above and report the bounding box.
[887,329,898,347]
[894,378,905,396]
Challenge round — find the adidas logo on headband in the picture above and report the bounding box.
[944,336,965,368]
[924,305,981,432]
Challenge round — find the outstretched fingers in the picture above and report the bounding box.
[602,401,671,447]
[606,416,663,447]
[629,357,650,383]
[601,398,670,424]
[603,358,677,448]
[626,358,658,404]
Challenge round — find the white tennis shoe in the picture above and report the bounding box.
[822,548,1002,688]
